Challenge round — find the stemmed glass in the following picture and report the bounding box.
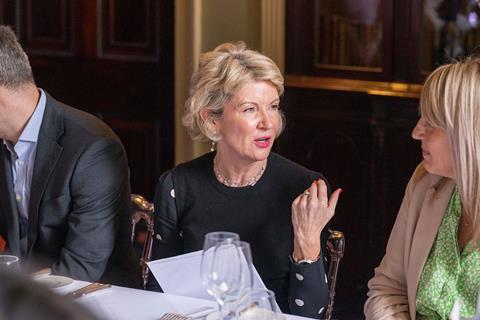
[202,232,240,251]
[226,241,254,311]
[235,289,285,320]
[0,255,20,271]
[200,231,241,319]
[201,232,242,319]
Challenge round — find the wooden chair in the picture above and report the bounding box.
[324,230,345,320]
[130,194,155,289]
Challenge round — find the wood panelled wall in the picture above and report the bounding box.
[282,0,425,317]
[2,0,174,198]
[276,87,422,317]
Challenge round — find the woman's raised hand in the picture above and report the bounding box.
[291,179,342,261]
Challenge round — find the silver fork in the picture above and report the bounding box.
[159,314,189,320]
[159,306,215,320]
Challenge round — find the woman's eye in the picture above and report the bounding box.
[243,106,256,113]
[270,104,280,110]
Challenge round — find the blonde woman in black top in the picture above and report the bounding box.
[148,42,342,319]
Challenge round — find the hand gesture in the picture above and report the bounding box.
[291,179,341,261]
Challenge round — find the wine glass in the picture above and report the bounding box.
[233,241,254,298]
[225,241,254,308]
[221,241,255,320]
[0,255,20,271]
[203,232,240,249]
[201,232,241,319]
[235,289,285,320]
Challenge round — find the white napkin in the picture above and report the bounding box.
[147,250,267,301]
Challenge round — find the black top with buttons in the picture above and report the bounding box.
[148,152,330,319]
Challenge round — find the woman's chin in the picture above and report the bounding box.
[423,164,453,178]
[252,150,272,162]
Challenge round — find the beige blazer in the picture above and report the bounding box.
[364,165,455,320]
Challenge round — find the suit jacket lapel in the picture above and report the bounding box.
[0,144,21,256]
[27,95,64,253]
[407,177,455,318]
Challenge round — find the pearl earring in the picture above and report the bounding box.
[210,132,219,152]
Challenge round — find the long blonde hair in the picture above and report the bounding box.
[420,56,480,240]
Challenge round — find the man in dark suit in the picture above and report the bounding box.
[0,25,139,287]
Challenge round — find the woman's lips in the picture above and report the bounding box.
[254,137,271,148]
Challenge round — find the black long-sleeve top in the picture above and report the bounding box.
[148,152,330,318]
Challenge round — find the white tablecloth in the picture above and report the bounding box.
[54,281,312,320]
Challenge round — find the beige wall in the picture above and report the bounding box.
[201,0,261,51]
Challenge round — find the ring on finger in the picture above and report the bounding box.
[303,190,310,196]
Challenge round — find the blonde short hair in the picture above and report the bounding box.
[419,56,480,241]
[182,41,284,141]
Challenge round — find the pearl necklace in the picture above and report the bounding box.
[213,156,266,187]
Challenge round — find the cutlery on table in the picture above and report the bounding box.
[159,306,215,320]
[67,283,112,299]
[159,314,190,320]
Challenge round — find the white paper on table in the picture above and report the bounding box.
[147,250,267,301]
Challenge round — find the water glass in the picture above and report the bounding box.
[235,289,285,320]
[0,255,20,271]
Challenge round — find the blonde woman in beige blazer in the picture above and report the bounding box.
[365,166,454,319]
[365,57,480,319]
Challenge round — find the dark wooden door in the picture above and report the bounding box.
[1,0,174,198]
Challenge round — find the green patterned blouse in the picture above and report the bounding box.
[416,188,480,319]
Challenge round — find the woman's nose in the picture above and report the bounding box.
[411,119,424,140]
[259,109,274,129]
